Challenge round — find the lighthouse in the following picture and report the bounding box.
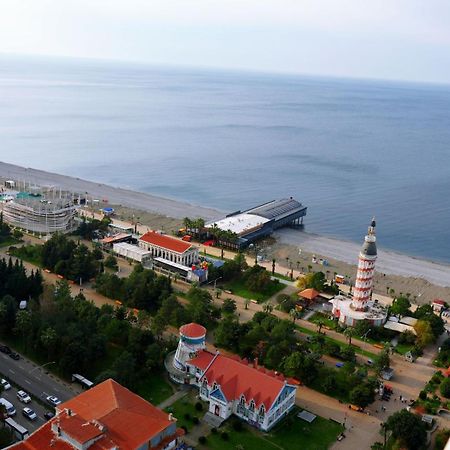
[331,218,387,327]
[351,218,377,312]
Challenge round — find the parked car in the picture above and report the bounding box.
[17,390,31,404]
[0,398,16,416]
[46,396,61,407]
[1,379,11,390]
[0,345,11,354]
[9,352,20,360]
[44,411,55,421]
[22,407,37,421]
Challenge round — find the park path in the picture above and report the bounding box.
[157,387,189,410]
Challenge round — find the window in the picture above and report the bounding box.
[249,401,255,412]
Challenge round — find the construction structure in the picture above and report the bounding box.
[1,198,77,234]
[206,197,307,248]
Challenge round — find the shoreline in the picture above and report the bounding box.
[1,160,450,291]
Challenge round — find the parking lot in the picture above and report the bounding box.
[0,344,80,436]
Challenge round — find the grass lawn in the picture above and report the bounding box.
[309,312,338,330]
[272,272,293,282]
[135,372,174,405]
[295,325,378,359]
[394,343,414,355]
[165,391,206,431]
[199,411,343,450]
[223,279,285,302]
[0,237,20,248]
[9,244,43,267]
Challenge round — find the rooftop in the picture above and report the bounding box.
[140,231,194,254]
[179,323,207,339]
[206,213,270,236]
[189,351,296,410]
[245,198,306,221]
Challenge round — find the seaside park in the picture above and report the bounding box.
[0,177,450,449]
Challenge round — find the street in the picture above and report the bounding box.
[0,345,80,434]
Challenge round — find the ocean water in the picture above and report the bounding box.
[1,56,450,263]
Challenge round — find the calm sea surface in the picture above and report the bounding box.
[1,56,450,262]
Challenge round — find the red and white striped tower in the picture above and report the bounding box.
[351,218,377,312]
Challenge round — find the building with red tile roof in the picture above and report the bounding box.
[7,379,184,450]
[166,323,298,431]
[139,231,198,264]
[139,231,206,283]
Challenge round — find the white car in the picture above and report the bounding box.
[17,390,31,404]
[1,379,11,390]
[46,396,61,407]
[22,407,37,421]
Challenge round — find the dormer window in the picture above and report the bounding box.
[240,395,245,405]
[249,400,255,412]
[212,382,218,391]
[259,405,265,417]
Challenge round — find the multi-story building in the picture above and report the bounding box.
[8,379,184,450]
[166,323,298,431]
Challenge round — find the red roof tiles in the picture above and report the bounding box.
[180,323,206,338]
[189,351,290,410]
[140,231,193,254]
[10,379,183,450]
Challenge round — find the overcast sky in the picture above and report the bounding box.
[1,0,450,84]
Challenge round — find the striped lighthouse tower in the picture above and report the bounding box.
[351,218,377,312]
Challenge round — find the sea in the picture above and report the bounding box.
[1,55,450,263]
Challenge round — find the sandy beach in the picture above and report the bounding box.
[1,160,450,302]
[0,161,222,221]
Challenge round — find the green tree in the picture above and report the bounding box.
[414,320,434,348]
[14,310,32,349]
[390,296,411,318]
[440,378,450,398]
[375,347,390,374]
[222,298,237,315]
[349,384,375,408]
[344,327,356,346]
[384,409,426,450]
[40,326,58,360]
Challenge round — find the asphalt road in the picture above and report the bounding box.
[0,345,79,434]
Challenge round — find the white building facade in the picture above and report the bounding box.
[139,231,198,266]
[166,323,298,432]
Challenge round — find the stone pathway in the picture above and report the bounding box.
[157,386,189,410]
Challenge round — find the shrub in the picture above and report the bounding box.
[198,436,207,444]
[184,412,191,421]
[419,390,427,400]
[221,431,229,441]
[232,420,243,432]
[211,427,218,434]
[193,416,200,425]
[195,402,203,411]
[440,378,450,398]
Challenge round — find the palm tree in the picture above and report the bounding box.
[307,264,313,273]
[344,327,356,346]
[316,318,325,334]
[289,308,299,323]
[272,259,276,275]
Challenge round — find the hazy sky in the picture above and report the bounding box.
[1,0,450,83]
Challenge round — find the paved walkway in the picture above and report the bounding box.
[157,387,189,410]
